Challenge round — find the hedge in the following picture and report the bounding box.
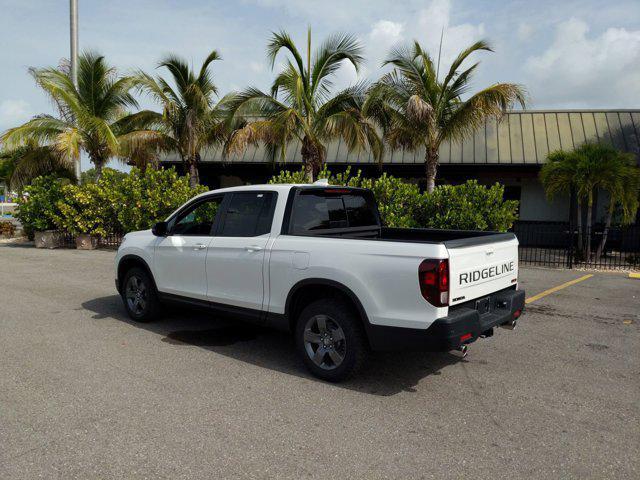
[270,167,518,231]
[17,168,207,237]
[17,166,519,239]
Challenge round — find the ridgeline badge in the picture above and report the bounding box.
[459,261,515,285]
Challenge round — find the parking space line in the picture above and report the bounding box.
[630,273,640,279]
[525,274,594,304]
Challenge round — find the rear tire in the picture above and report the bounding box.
[295,297,368,382]
[121,267,161,322]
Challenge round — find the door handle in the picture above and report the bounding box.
[245,245,263,252]
[194,243,208,250]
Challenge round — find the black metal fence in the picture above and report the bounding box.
[514,221,640,270]
[58,232,124,250]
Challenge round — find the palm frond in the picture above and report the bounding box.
[3,144,75,190]
[267,30,306,81]
[310,33,363,97]
[199,50,222,81]
[158,54,194,98]
[441,40,492,89]
[1,115,70,149]
[439,83,527,142]
[540,150,579,200]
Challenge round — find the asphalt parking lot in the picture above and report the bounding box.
[0,244,638,479]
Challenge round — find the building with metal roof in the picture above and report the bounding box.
[160,109,640,223]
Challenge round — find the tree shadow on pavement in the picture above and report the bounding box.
[82,295,464,397]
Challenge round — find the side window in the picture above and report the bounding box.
[290,193,347,233]
[219,192,276,237]
[290,190,378,235]
[344,194,378,227]
[170,196,222,236]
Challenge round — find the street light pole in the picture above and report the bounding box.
[70,0,81,180]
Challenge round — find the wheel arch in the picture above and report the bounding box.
[285,278,372,336]
[117,255,157,293]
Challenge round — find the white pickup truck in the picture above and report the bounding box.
[115,182,525,381]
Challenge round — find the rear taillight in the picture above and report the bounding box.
[419,259,449,307]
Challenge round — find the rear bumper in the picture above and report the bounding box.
[366,288,525,352]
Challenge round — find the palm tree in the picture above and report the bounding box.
[132,51,229,187]
[0,142,75,191]
[595,151,640,259]
[574,143,639,260]
[366,41,526,192]
[225,29,382,181]
[540,143,640,261]
[540,150,584,251]
[1,52,140,179]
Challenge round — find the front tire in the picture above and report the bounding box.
[295,298,368,382]
[121,267,161,322]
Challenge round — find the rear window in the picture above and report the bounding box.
[289,189,379,235]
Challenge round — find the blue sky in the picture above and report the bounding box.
[1,0,639,169]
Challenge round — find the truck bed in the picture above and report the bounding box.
[312,225,516,248]
[379,227,516,247]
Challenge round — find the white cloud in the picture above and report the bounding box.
[415,0,485,73]
[524,18,640,107]
[367,20,404,68]
[0,99,33,130]
[362,0,485,81]
[369,20,404,46]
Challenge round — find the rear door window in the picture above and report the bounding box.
[218,192,276,237]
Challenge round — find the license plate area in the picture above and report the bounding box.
[475,296,491,315]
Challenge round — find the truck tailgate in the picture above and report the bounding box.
[446,237,519,306]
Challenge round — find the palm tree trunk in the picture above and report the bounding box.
[188,154,200,188]
[93,158,104,181]
[425,147,439,193]
[303,162,314,183]
[301,136,325,183]
[585,193,593,262]
[576,201,583,256]
[596,204,614,260]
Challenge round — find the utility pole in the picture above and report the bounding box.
[70,0,81,181]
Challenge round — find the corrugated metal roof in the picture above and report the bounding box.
[161,110,640,166]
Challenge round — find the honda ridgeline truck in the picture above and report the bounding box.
[115,182,525,381]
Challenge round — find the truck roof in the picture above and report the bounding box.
[191,182,360,201]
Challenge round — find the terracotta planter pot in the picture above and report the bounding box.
[76,234,99,250]
[34,230,64,249]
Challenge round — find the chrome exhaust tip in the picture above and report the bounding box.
[501,319,517,330]
[453,344,469,358]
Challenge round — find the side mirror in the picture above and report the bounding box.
[152,221,168,237]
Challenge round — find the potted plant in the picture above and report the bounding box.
[58,183,108,250]
[0,219,16,238]
[15,176,67,248]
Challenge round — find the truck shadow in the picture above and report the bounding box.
[82,295,463,397]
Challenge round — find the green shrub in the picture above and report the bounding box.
[56,182,113,236]
[418,180,518,232]
[363,174,423,228]
[15,175,68,236]
[19,168,207,239]
[269,169,517,231]
[100,167,208,233]
[80,167,127,185]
